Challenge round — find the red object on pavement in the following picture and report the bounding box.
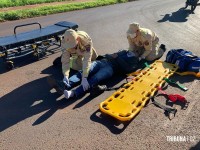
[157,87,187,103]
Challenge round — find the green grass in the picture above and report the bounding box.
[0,0,130,22]
[0,0,69,8]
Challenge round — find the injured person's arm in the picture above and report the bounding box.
[114,51,139,74]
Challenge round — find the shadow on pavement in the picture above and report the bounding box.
[90,110,132,134]
[157,8,192,23]
[0,76,60,132]
[32,98,77,126]
[169,74,200,85]
[32,65,82,126]
[0,65,70,131]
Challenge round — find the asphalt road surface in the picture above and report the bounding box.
[0,0,200,149]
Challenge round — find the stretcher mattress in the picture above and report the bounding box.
[0,21,78,51]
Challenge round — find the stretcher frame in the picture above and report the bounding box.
[0,21,78,69]
[99,61,178,121]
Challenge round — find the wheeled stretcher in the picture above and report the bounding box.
[0,21,78,69]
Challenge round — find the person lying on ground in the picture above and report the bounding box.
[49,47,166,100]
[63,50,140,100]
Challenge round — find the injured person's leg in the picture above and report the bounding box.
[64,84,108,99]
[64,90,75,99]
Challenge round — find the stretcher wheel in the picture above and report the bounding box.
[6,61,14,70]
[33,52,40,60]
[33,50,46,60]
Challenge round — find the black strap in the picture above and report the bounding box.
[150,96,177,120]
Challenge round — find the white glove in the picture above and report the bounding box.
[81,77,90,91]
[63,76,69,86]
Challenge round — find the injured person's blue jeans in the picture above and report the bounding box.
[68,60,114,97]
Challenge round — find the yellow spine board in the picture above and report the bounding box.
[99,61,178,121]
